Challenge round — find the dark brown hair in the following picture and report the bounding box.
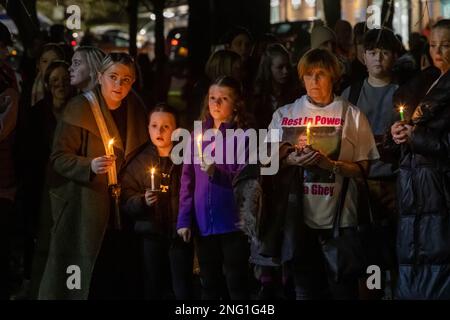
[148,102,179,127]
[200,76,252,129]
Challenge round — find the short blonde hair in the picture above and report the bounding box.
[297,48,342,85]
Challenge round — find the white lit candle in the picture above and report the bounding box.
[306,122,311,145]
[107,138,117,185]
[150,167,155,190]
[196,134,203,161]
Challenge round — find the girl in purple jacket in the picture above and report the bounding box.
[177,76,253,299]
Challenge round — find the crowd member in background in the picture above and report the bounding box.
[122,104,193,300]
[69,46,105,92]
[349,22,368,84]
[310,25,350,94]
[0,23,20,299]
[177,76,253,300]
[252,43,299,130]
[224,26,255,92]
[334,20,353,60]
[38,53,148,299]
[23,61,75,299]
[31,44,65,106]
[389,19,450,300]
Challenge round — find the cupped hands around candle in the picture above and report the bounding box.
[285,147,321,167]
[90,155,117,175]
[144,189,158,206]
[391,121,413,144]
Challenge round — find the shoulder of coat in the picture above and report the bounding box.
[62,94,91,124]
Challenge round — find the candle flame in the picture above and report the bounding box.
[307,122,311,129]
[150,167,155,175]
[399,105,404,113]
[108,138,115,147]
[197,134,202,142]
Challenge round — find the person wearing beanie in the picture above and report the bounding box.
[310,25,337,51]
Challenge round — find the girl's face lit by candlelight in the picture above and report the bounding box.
[148,111,176,151]
[208,85,235,125]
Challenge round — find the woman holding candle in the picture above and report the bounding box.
[177,76,253,300]
[121,104,193,300]
[262,48,379,299]
[38,52,148,299]
[389,19,450,300]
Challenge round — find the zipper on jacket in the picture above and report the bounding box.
[208,178,213,234]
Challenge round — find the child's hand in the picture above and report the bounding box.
[144,190,158,207]
[90,155,116,175]
[177,228,191,242]
[200,160,215,177]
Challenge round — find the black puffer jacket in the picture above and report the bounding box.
[394,70,450,299]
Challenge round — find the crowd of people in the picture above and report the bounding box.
[0,17,449,300]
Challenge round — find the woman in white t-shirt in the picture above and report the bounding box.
[266,48,379,299]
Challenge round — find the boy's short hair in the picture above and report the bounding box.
[148,102,179,127]
[363,28,401,55]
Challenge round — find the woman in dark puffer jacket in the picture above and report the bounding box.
[389,19,450,299]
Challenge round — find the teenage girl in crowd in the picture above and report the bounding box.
[177,76,253,300]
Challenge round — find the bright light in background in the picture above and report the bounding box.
[174,33,181,39]
[163,10,175,18]
[305,0,316,7]
[270,0,280,7]
[139,29,146,35]
[72,32,78,38]
[150,13,156,20]
[291,0,301,10]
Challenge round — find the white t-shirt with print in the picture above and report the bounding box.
[268,95,380,229]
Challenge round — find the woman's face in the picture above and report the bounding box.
[48,66,71,102]
[208,85,235,124]
[148,111,176,150]
[230,33,252,61]
[69,51,91,89]
[303,67,334,104]
[429,27,450,73]
[271,54,290,85]
[98,63,134,106]
[39,50,60,74]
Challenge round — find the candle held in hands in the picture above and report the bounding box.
[399,105,405,121]
[150,167,155,191]
[106,138,117,185]
[196,134,203,161]
[306,122,311,145]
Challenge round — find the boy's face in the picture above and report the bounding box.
[148,112,176,150]
[363,48,396,78]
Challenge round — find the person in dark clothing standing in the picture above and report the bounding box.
[121,104,193,300]
[0,23,19,299]
[389,19,450,300]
